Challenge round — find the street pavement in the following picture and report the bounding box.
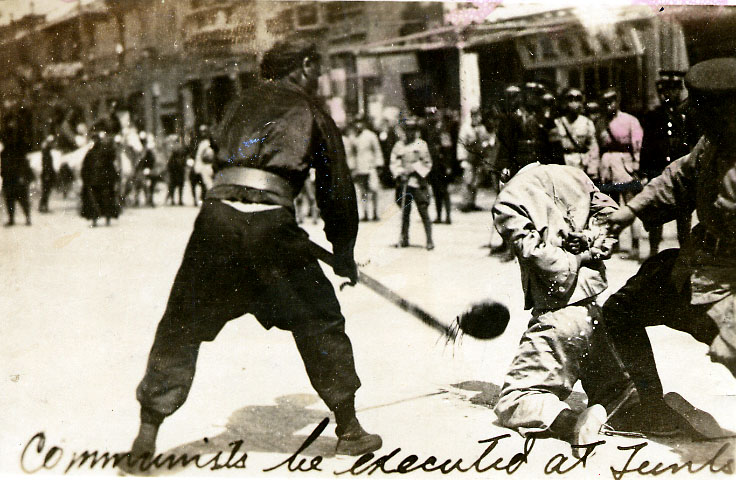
[1,185,735,478]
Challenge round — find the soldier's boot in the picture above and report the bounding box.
[120,422,159,475]
[605,394,681,437]
[334,403,382,456]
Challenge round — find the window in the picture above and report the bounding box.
[296,4,319,26]
[326,2,363,23]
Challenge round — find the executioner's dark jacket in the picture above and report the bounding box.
[211,80,359,258]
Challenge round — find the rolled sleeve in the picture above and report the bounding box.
[627,150,697,229]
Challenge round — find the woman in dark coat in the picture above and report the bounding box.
[81,120,120,226]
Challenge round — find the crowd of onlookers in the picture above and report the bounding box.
[0,106,219,228]
[332,72,694,258]
[1,70,695,259]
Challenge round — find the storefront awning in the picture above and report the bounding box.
[352,25,461,56]
[357,5,653,63]
[513,24,645,70]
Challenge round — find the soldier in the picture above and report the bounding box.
[496,83,552,181]
[493,161,633,457]
[553,88,599,174]
[390,116,434,250]
[640,71,693,254]
[602,58,736,434]
[123,40,382,472]
[595,88,644,257]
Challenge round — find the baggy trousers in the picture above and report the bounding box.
[494,302,632,434]
[602,249,719,403]
[136,199,361,425]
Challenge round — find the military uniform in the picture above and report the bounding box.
[390,131,434,249]
[497,107,551,178]
[135,79,364,432]
[595,110,643,192]
[604,137,736,396]
[493,163,631,434]
[554,114,599,172]
[603,59,736,410]
[640,73,694,251]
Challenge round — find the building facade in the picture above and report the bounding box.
[1,1,730,146]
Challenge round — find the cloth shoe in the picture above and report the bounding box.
[571,404,607,459]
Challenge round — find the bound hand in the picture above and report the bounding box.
[562,231,589,254]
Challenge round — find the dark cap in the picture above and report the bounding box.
[505,85,521,94]
[685,58,736,96]
[260,40,320,81]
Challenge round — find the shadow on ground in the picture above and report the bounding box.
[451,381,735,469]
[451,380,588,412]
[149,393,336,476]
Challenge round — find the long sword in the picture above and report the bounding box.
[307,241,453,337]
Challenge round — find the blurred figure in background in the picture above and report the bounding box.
[553,88,599,174]
[390,116,434,250]
[130,132,158,207]
[595,88,644,258]
[1,107,34,226]
[57,162,75,199]
[118,116,144,207]
[295,168,318,225]
[497,83,551,181]
[349,116,382,222]
[640,71,693,255]
[39,134,57,213]
[189,124,214,207]
[166,135,187,206]
[457,107,493,212]
[427,111,456,224]
[376,115,398,188]
[80,119,120,227]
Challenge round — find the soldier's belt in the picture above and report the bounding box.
[213,167,295,201]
